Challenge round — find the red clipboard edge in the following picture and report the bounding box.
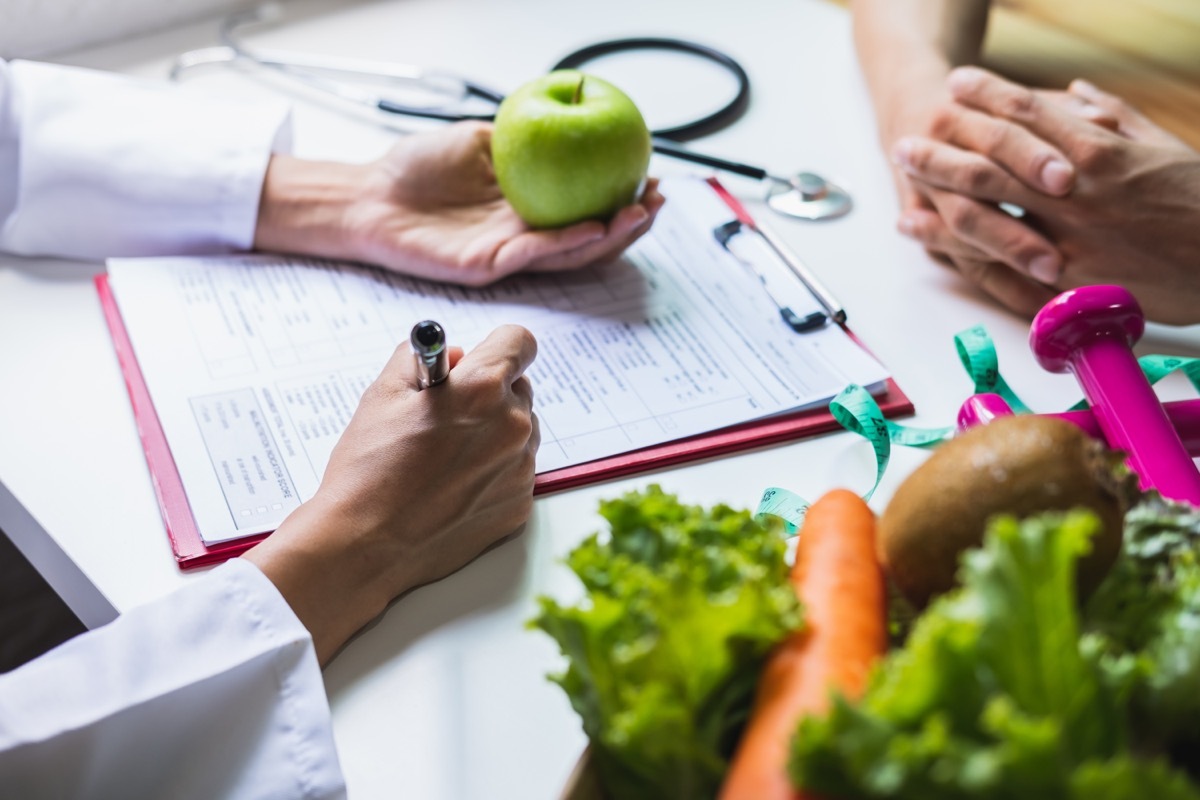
[97,274,267,570]
[706,176,756,227]
[532,378,912,495]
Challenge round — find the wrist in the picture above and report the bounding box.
[866,57,956,149]
[253,155,372,262]
[243,495,409,665]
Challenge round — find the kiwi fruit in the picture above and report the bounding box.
[878,415,1134,608]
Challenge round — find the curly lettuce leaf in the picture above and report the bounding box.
[1069,756,1200,800]
[790,511,1150,798]
[1085,496,1200,756]
[531,486,801,800]
[1085,496,1200,651]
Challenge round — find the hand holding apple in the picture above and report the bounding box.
[492,70,652,228]
[256,121,664,286]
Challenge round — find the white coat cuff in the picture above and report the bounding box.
[0,558,345,799]
[1,60,292,259]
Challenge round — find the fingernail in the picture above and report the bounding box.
[619,208,648,236]
[892,139,915,170]
[1028,254,1060,283]
[897,216,917,236]
[577,225,605,243]
[1039,159,1074,194]
[1070,79,1101,99]
[947,66,982,97]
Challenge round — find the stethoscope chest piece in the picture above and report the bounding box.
[766,172,853,221]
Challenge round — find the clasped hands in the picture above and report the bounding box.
[887,67,1200,325]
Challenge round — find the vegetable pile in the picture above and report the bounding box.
[536,417,1200,799]
[792,506,1200,798]
[531,486,802,800]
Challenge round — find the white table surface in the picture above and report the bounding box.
[3,0,1200,797]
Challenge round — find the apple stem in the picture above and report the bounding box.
[571,75,584,104]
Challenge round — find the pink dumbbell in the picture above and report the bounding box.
[957,393,1200,455]
[1029,285,1200,505]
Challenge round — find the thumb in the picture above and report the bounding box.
[1068,80,1183,145]
[1036,88,1120,132]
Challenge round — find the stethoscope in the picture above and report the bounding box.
[172,5,852,221]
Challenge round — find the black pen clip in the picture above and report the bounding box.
[713,220,828,334]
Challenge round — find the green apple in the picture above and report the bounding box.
[492,70,651,228]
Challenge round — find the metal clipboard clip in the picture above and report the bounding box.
[713,218,846,334]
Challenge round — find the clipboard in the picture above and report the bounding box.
[96,181,914,569]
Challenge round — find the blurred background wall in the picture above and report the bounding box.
[984,0,1200,150]
[828,0,1200,149]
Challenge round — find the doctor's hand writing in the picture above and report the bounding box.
[892,68,1200,323]
[254,122,665,287]
[243,324,540,665]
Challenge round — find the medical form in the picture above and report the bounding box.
[106,178,889,544]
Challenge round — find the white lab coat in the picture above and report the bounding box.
[0,561,346,799]
[0,60,346,798]
[0,58,291,259]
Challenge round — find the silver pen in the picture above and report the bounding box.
[753,220,847,325]
[411,319,450,389]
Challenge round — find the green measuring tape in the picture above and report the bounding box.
[756,327,1200,535]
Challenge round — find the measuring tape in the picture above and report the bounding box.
[756,326,1200,534]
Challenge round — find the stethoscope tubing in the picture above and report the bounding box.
[548,37,751,142]
[374,38,772,181]
[210,15,782,184]
[368,100,773,181]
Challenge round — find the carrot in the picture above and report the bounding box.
[719,489,888,800]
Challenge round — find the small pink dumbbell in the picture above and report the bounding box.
[1029,285,1200,505]
[957,393,1200,455]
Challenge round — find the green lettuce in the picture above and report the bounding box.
[790,510,1200,798]
[530,486,802,800]
[1069,756,1200,800]
[1085,497,1200,758]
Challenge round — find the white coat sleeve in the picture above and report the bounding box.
[0,58,292,259]
[0,558,347,800]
